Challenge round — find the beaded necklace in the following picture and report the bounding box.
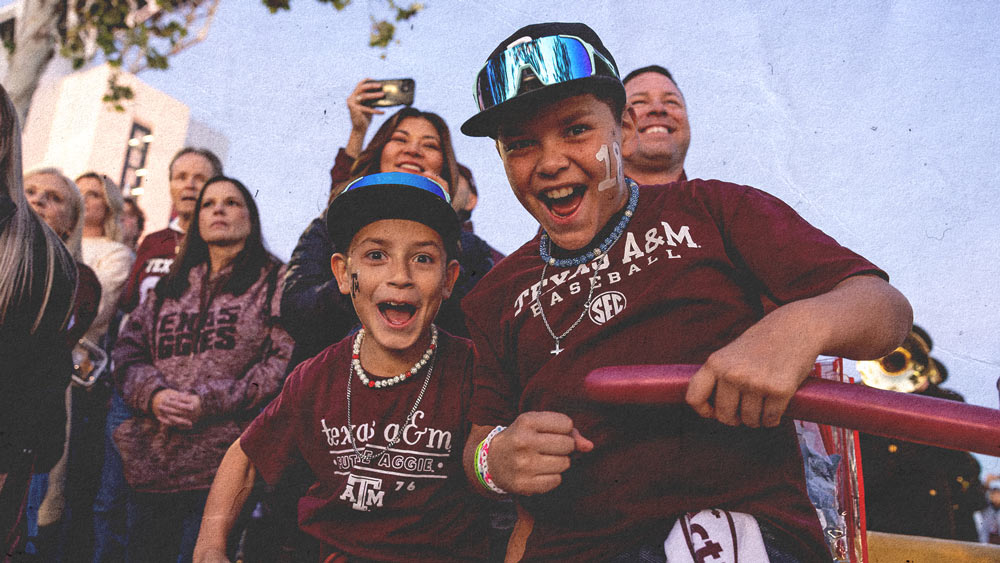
[538,178,639,268]
[345,325,437,465]
[351,325,438,389]
[534,180,639,355]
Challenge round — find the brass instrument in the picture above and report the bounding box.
[856,326,944,393]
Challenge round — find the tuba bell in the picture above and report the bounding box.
[856,325,944,393]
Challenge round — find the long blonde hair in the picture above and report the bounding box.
[24,167,84,261]
[0,86,77,334]
[76,171,124,243]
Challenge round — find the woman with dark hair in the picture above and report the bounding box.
[112,176,293,563]
[0,85,78,558]
[283,85,468,373]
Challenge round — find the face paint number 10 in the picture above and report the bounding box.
[596,142,623,192]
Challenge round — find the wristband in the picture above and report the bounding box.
[474,425,507,495]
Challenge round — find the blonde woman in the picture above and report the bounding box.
[22,168,103,559]
[23,168,84,259]
[76,172,135,346]
[0,85,78,556]
[22,168,101,344]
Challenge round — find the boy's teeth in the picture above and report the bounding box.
[644,126,670,133]
[547,187,575,200]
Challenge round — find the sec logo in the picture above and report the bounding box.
[588,290,626,325]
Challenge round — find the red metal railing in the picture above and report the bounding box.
[584,364,1000,457]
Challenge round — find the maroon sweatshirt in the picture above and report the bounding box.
[112,259,293,492]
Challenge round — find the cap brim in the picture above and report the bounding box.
[461,76,625,138]
[326,183,460,252]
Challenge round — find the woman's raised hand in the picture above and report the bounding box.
[348,79,386,134]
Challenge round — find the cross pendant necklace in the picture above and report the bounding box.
[536,261,597,358]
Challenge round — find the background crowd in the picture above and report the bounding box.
[2,7,999,561]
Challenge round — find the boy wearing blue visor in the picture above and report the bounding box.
[460,23,912,562]
[194,172,488,562]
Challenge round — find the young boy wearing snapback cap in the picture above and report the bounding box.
[459,22,912,561]
[193,172,488,562]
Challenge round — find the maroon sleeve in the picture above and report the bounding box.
[329,148,357,191]
[710,181,886,304]
[240,363,308,486]
[463,283,520,428]
[113,292,168,412]
[118,236,152,313]
[67,263,102,345]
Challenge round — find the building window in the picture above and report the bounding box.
[121,123,153,196]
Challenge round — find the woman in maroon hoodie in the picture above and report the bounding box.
[112,176,293,563]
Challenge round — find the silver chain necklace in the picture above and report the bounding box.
[535,259,599,356]
[345,329,436,466]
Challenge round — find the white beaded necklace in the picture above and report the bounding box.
[351,325,438,389]
[346,325,437,465]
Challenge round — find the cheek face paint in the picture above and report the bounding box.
[613,140,625,188]
[351,272,360,298]
[596,142,624,192]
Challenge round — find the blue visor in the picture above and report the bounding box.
[342,171,451,205]
[475,35,619,112]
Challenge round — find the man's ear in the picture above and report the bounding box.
[441,259,461,300]
[621,106,638,157]
[466,191,479,213]
[331,253,352,295]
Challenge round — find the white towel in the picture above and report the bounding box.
[663,509,769,562]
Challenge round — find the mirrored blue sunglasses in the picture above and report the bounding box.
[474,34,620,112]
[342,172,451,205]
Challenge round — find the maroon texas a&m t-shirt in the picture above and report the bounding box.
[240,330,488,562]
[462,179,886,562]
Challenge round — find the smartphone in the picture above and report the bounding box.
[363,79,415,107]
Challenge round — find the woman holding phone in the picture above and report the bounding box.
[281,79,464,372]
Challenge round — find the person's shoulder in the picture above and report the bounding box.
[135,228,179,253]
[262,253,287,275]
[475,236,536,280]
[140,227,177,243]
[462,236,537,306]
[305,334,353,372]
[638,178,781,220]
[638,177,753,198]
[437,328,474,357]
[100,238,135,259]
[286,334,353,386]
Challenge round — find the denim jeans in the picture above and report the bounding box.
[22,473,48,556]
[125,489,209,563]
[91,391,131,563]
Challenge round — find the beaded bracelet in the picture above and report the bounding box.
[474,425,507,495]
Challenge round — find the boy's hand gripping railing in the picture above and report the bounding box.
[584,364,1000,456]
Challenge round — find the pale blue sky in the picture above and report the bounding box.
[20,1,1000,474]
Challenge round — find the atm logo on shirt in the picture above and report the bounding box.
[588,290,626,325]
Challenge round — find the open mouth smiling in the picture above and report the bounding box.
[541,185,587,218]
[377,301,418,326]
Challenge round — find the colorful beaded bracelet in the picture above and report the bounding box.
[474,425,507,495]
